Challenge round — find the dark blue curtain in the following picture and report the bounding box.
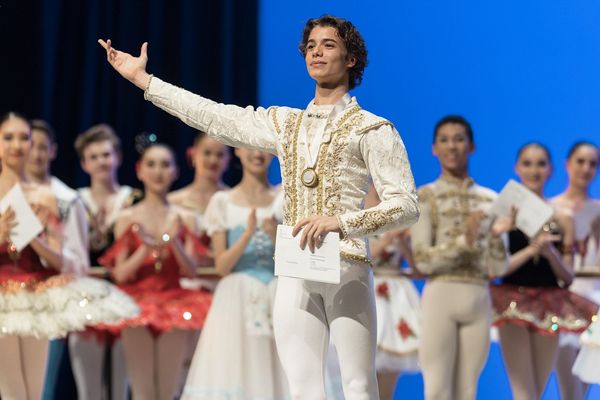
[0,0,258,188]
[1,2,257,396]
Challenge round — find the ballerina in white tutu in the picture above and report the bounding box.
[0,112,138,400]
[182,147,288,400]
[551,141,600,398]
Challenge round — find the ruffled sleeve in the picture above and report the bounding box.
[203,192,229,236]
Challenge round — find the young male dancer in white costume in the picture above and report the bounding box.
[99,15,419,399]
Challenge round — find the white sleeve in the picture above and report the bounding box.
[145,77,283,155]
[203,192,228,236]
[338,125,420,239]
[60,198,90,275]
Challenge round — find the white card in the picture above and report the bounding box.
[274,224,341,284]
[489,180,554,238]
[0,184,44,251]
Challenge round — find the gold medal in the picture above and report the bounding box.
[301,167,318,188]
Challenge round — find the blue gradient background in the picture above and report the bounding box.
[259,0,600,199]
[258,1,600,398]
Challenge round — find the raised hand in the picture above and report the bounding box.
[529,231,561,257]
[31,203,51,226]
[136,224,157,247]
[245,209,257,236]
[491,206,517,237]
[465,210,486,246]
[98,39,151,89]
[165,214,183,242]
[261,215,278,243]
[0,207,17,244]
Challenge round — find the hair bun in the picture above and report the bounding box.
[134,132,158,154]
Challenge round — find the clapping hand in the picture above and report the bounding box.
[0,207,17,244]
[529,231,561,258]
[491,206,517,237]
[261,215,278,243]
[165,214,183,242]
[245,209,257,237]
[465,210,486,246]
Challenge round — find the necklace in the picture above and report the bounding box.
[151,233,172,273]
[299,97,349,188]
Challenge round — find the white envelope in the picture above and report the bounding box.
[274,224,341,284]
[0,184,44,251]
[489,180,554,238]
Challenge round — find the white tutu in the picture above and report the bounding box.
[182,272,289,400]
[573,315,600,383]
[559,286,600,348]
[0,276,139,339]
[374,273,421,373]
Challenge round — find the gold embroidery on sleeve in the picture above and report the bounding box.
[345,206,404,235]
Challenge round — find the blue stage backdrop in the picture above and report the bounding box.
[258,0,600,199]
[258,1,600,399]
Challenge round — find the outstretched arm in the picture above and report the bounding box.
[98,39,280,154]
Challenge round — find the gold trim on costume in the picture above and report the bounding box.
[356,120,393,135]
[340,251,371,264]
[0,275,74,294]
[345,207,404,236]
[269,107,282,135]
[494,305,592,333]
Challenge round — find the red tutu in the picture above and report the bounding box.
[98,224,212,336]
[491,284,598,335]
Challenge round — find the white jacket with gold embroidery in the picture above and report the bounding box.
[411,176,508,281]
[145,77,419,263]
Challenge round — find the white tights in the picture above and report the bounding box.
[121,327,188,400]
[272,261,379,400]
[419,280,491,400]
[68,333,129,400]
[0,336,48,400]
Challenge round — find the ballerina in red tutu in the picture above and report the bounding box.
[491,142,598,400]
[100,142,212,400]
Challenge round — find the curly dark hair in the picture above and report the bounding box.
[299,15,368,90]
